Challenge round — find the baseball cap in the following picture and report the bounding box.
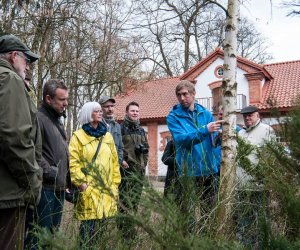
[0,34,39,63]
[99,96,116,105]
[240,105,258,114]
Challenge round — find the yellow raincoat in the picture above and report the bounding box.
[69,128,121,220]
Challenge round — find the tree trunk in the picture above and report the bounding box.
[215,0,239,238]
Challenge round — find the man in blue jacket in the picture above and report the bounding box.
[167,80,222,228]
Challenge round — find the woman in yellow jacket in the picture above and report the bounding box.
[69,102,121,246]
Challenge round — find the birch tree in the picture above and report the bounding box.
[215,0,239,237]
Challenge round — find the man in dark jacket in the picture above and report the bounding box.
[161,138,177,198]
[118,101,149,239]
[0,34,42,250]
[99,95,123,165]
[25,79,69,248]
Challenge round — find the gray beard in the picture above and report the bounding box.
[103,116,115,123]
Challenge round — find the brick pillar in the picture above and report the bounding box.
[245,72,265,104]
[147,122,158,177]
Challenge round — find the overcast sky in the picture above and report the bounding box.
[241,0,300,63]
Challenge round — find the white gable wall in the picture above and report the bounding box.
[157,124,169,176]
[194,58,250,106]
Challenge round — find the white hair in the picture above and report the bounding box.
[78,102,101,126]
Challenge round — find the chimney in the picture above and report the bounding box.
[244,72,265,104]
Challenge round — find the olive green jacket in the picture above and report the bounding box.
[121,123,149,170]
[0,59,42,209]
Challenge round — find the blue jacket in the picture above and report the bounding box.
[166,103,219,177]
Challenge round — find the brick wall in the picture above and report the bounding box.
[147,122,158,176]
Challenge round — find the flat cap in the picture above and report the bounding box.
[240,105,258,114]
[0,34,39,63]
[99,95,116,104]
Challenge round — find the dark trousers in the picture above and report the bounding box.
[24,187,65,249]
[175,174,219,233]
[0,206,26,250]
[118,167,144,239]
[164,167,178,198]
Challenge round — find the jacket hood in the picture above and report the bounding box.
[73,128,109,146]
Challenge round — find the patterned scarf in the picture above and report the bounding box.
[123,115,140,130]
[82,122,107,138]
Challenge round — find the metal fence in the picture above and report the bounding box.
[196,94,247,112]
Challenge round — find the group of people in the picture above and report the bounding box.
[0,34,276,249]
[0,35,149,249]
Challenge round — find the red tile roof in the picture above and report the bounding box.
[114,77,180,121]
[113,50,300,120]
[259,60,300,110]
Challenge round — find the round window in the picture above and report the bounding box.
[214,66,224,78]
[217,68,224,76]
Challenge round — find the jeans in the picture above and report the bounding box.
[24,187,65,249]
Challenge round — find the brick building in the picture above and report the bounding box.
[114,48,300,178]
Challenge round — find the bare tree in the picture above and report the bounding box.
[282,0,300,16]
[0,0,143,136]
[131,0,272,77]
[237,17,273,63]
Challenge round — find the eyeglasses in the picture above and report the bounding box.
[93,110,103,113]
[16,52,31,64]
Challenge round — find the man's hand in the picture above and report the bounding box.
[79,183,88,192]
[207,120,224,133]
[122,160,129,169]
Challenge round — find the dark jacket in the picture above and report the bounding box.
[162,140,176,171]
[162,140,177,197]
[37,103,69,191]
[103,118,123,165]
[0,59,43,209]
[121,123,149,170]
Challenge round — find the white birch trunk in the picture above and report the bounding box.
[216,0,239,237]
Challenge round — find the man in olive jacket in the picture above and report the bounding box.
[0,34,42,250]
[118,101,149,240]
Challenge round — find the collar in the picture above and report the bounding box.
[0,58,22,78]
[103,117,115,124]
[24,82,31,92]
[41,102,62,120]
[244,119,261,132]
[123,115,140,130]
[173,102,205,117]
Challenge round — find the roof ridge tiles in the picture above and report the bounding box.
[264,59,300,66]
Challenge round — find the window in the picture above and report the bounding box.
[214,66,224,78]
[217,68,224,76]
